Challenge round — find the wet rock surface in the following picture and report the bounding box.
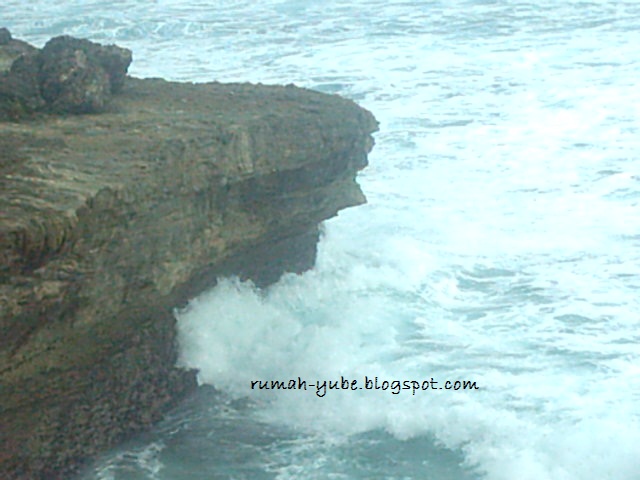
[0,35,377,479]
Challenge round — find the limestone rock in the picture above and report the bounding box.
[39,35,131,113]
[0,33,132,119]
[0,52,45,119]
[0,27,11,45]
[0,30,39,74]
[0,76,377,479]
[0,31,43,120]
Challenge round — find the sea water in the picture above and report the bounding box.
[3,1,640,479]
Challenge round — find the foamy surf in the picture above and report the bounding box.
[5,0,638,478]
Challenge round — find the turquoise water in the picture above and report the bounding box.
[3,1,640,479]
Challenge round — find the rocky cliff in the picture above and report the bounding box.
[0,35,377,479]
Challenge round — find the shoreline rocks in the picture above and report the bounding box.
[0,29,132,119]
[0,33,377,479]
[0,27,12,45]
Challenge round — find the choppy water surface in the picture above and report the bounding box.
[3,1,640,479]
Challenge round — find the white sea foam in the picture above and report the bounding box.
[4,1,640,479]
[93,442,165,480]
[176,217,640,479]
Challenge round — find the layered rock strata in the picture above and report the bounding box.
[0,70,377,477]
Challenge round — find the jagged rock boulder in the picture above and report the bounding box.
[0,30,132,119]
[0,52,45,116]
[0,30,38,73]
[0,31,41,119]
[39,35,131,113]
[0,27,11,45]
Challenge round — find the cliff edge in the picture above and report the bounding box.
[0,34,377,479]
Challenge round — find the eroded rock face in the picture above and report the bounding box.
[0,76,377,479]
[0,30,132,118]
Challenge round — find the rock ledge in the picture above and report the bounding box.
[0,34,377,479]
